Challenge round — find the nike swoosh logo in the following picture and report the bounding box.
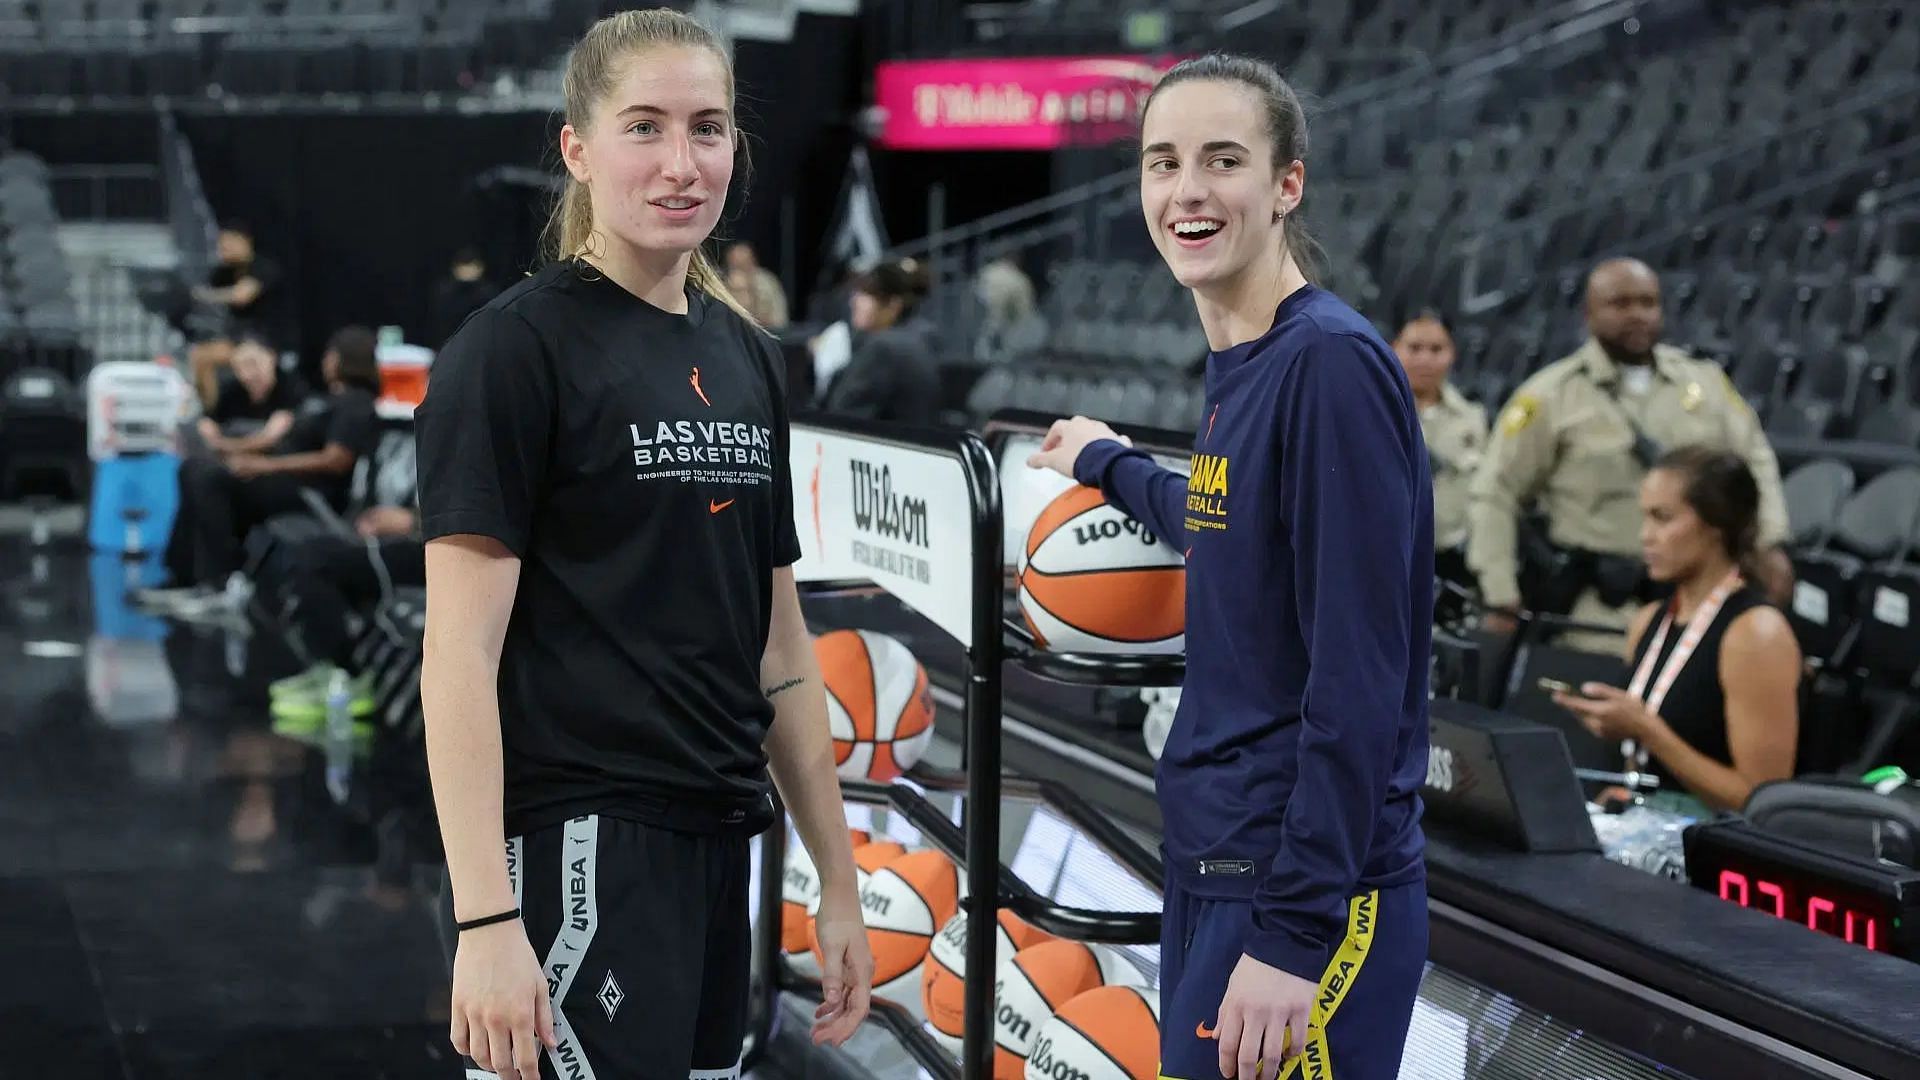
[1197,1021,1217,1039]
[710,499,735,514]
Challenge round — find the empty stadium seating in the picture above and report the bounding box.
[0,151,87,381]
[971,3,1920,445]
[0,0,611,99]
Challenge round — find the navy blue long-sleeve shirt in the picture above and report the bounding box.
[1073,285,1432,982]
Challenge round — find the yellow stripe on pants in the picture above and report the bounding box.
[1281,888,1378,1079]
[1157,890,1378,1080]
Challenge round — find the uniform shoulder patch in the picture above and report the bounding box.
[1500,393,1541,437]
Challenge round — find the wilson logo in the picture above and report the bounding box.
[784,864,817,894]
[1026,1033,1089,1080]
[859,885,893,919]
[992,979,1033,1044]
[849,460,930,548]
[1073,517,1159,547]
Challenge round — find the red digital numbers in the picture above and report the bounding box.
[1717,870,1882,950]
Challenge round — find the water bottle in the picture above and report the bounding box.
[324,669,352,805]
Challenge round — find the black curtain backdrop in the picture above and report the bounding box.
[730,12,865,322]
[179,111,555,375]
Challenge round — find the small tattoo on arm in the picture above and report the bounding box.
[764,677,806,699]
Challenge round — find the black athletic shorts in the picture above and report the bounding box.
[438,813,752,1080]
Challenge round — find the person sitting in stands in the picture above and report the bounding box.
[1552,446,1799,815]
[819,259,940,426]
[160,326,382,616]
[187,221,287,409]
[193,327,308,454]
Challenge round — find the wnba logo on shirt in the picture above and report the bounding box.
[1186,452,1229,531]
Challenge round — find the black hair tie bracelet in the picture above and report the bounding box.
[455,908,521,933]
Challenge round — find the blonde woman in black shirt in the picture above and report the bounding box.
[414,11,871,1080]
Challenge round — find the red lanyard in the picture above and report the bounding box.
[1622,569,1742,768]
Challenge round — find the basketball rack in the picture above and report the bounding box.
[745,413,1175,1080]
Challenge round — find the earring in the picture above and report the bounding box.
[1274,208,1287,223]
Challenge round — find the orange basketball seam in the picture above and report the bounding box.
[1022,570,1185,643]
[1049,1010,1144,1080]
[852,631,878,741]
[1024,564,1184,580]
[1026,487,1110,559]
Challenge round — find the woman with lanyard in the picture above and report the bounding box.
[1028,54,1432,1080]
[413,10,872,1080]
[1553,446,1800,815]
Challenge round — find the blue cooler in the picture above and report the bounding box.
[88,451,181,556]
[85,360,193,557]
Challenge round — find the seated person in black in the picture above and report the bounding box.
[268,501,424,734]
[187,221,287,409]
[1553,446,1800,814]
[171,325,381,601]
[194,327,308,455]
[818,259,940,426]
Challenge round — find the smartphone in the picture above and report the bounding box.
[1536,677,1578,695]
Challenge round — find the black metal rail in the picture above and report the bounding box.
[747,416,1168,1080]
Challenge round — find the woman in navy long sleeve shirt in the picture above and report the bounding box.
[1028,55,1433,1080]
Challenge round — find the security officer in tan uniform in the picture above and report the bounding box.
[1468,258,1791,647]
[1395,312,1486,577]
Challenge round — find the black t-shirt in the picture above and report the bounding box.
[209,256,287,339]
[414,260,801,838]
[1628,585,1769,787]
[823,319,941,426]
[279,387,379,501]
[209,371,308,431]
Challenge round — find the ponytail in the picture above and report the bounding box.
[687,246,760,326]
[1283,212,1326,287]
[542,179,596,266]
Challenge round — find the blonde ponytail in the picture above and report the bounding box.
[688,247,760,326]
[538,7,761,327]
[542,178,597,266]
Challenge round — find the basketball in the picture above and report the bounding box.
[781,826,871,956]
[993,940,1148,1079]
[1018,486,1184,654]
[922,909,1055,1053]
[1024,985,1162,1080]
[815,628,936,782]
[796,838,904,977]
[811,848,959,1018]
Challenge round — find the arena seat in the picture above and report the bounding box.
[1784,459,1858,551]
[1781,453,1858,664]
[1745,777,1920,868]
